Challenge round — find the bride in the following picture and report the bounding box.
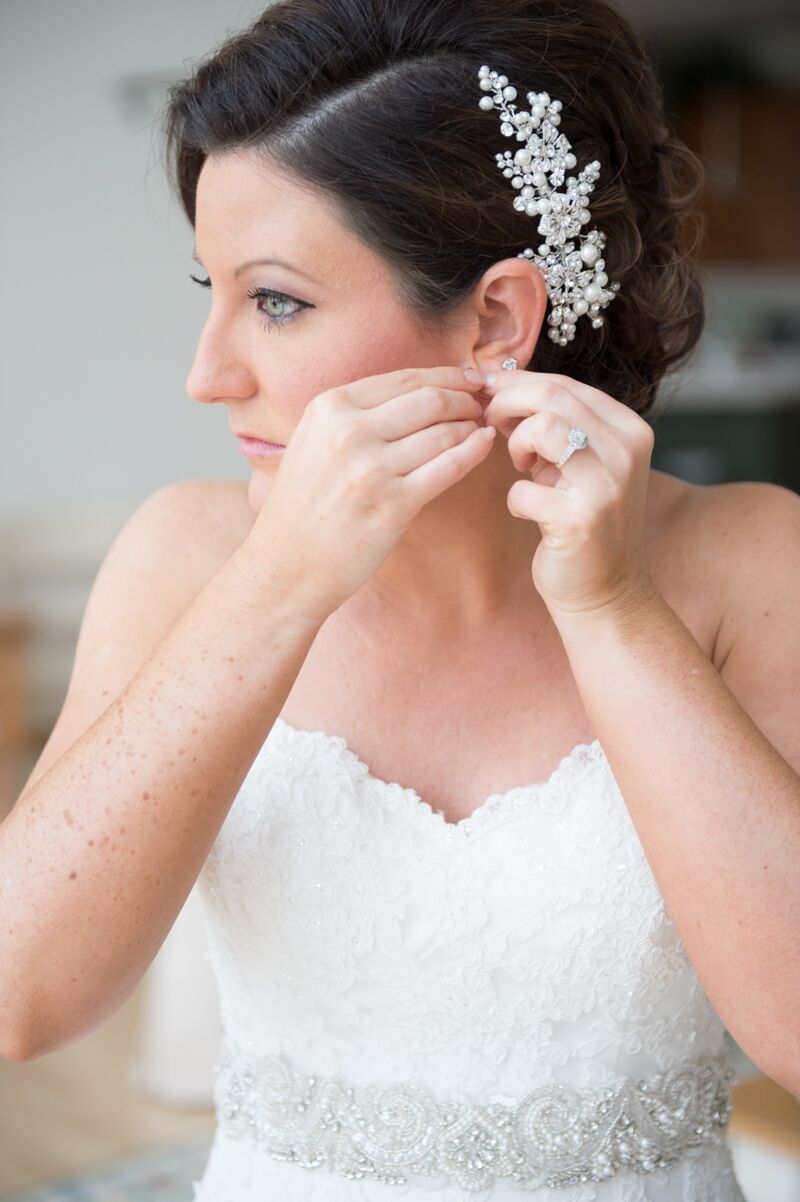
[3,0,799,1198]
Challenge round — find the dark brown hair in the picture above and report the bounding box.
[161,0,707,421]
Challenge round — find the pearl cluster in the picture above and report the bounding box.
[213,1036,735,1192]
[477,64,621,346]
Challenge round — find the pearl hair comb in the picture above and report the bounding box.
[477,64,621,346]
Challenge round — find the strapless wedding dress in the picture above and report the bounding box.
[191,717,746,1200]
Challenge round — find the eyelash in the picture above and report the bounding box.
[189,274,305,333]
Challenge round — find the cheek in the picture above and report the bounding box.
[290,318,449,410]
[269,301,449,438]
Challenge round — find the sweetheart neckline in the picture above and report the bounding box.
[270,716,606,835]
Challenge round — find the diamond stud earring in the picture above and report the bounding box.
[501,357,518,370]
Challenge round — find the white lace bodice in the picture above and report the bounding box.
[191,718,745,1200]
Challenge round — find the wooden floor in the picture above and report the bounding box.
[730,1072,800,1153]
[0,974,215,1193]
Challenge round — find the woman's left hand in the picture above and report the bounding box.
[481,369,659,619]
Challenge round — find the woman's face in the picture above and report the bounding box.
[185,149,469,513]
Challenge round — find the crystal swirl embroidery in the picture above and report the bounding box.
[212,1040,735,1192]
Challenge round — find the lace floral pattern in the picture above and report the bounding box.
[192,718,746,1200]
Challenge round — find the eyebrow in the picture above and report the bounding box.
[191,248,320,285]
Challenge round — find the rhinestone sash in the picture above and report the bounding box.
[212,1039,736,1192]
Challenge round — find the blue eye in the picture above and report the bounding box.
[189,274,309,333]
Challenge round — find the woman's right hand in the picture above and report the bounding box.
[238,365,494,625]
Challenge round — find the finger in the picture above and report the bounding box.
[483,371,637,437]
[504,408,615,478]
[375,387,483,442]
[387,416,483,474]
[507,409,607,476]
[401,424,496,503]
[328,364,486,410]
[506,476,570,524]
[485,379,594,442]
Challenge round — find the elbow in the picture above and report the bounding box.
[1,981,125,1063]
[1,1019,74,1063]
[0,1015,50,1063]
[0,999,94,1062]
[0,988,56,1062]
[0,998,28,1061]
[2,1038,37,1063]
[0,1019,41,1062]
[739,1028,800,1100]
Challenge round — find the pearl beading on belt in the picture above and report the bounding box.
[212,1039,735,1192]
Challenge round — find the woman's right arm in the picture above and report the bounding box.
[0,363,491,1063]
[0,483,325,1062]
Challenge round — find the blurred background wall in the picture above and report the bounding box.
[1,1,799,1199]
[0,0,269,766]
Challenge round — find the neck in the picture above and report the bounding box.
[358,447,544,631]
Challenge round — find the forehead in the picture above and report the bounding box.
[194,150,355,275]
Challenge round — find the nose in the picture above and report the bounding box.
[184,321,258,407]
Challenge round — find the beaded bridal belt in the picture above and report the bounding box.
[212,1039,735,1193]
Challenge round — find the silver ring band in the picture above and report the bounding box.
[556,426,590,468]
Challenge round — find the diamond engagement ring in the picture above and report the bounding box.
[556,427,590,468]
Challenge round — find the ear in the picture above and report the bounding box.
[467,257,548,368]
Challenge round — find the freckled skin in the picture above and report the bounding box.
[2,143,699,1063]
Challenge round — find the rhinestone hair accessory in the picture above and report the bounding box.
[477,65,621,346]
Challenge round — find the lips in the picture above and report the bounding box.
[233,430,285,446]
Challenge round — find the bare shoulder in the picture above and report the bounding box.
[665,472,798,572]
[644,470,757,665]
[671,474,800,777]
[677,476,800,663]
[146,477,254,593]
[646,466,796,557]
[12,478,256,804]
[66,475,255,670]
[653,470,799,661]
[156,476,253,547]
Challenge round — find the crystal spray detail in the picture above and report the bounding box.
[477,64,621,347]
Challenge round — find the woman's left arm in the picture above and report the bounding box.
[480,367,800,1096]
[553,481,800,1097]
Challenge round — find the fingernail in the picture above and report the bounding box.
[484,373,497,386]
[462,366,483,383]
